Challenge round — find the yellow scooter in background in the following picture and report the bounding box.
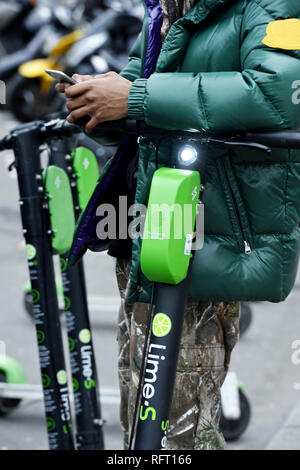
[7,29,83,122]
[6,1,144,123]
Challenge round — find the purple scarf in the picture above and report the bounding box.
[142,0,164,78]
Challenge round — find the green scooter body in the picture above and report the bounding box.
[141,168,200,285]
[43,166,76,255]
[71,147,99,212]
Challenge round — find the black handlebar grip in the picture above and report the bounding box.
[245,130,300,149]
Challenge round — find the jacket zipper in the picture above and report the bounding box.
[221,161,252,255]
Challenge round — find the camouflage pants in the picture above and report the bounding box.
[116,258,240,450]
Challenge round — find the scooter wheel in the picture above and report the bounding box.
[239,302,253,336]
[0,371,21,417]
[219,389,251,442]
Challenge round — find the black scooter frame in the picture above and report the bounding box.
[2,121,104,450]
[49,138,104,450]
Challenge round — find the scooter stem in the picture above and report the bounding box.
[133,270,191,450]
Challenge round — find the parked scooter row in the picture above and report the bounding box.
[0,0,143,122]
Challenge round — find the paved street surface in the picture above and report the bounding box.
[1,110,300,450]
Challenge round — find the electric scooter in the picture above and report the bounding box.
[76,119,300,449]
[0,118,103,449]
[1,117,300,449]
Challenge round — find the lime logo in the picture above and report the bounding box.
[63,296,71,311]
[55,176,62,189]
[161,420,169,431]
[60,258,67,272]
[139,405,156,421]
[26,244,36,261]
[63,423,72,435]
[140,344,166,427]
[37,330,45,345]
[42,374,51,388]
[31,289,40,304]
[47,417,56,432]
[57,370,67,385]
[152,313,172,337]
[79,329,91,344]
[72,377,79,393]
[68,337,75,352]
[83,157,90,170]
[84,378,95,389]
[192,186,198,201]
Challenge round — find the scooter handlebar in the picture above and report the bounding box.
[244,130,300,149]
[0,118,300,152]
[57,120,300,154]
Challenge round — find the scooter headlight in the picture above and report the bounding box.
[178,144,198,166]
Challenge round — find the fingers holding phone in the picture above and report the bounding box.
[54,73,94,93]
[55,82,72,93]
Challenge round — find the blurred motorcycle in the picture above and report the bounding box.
[64,2,143,77]
[6,0,143,122]
[8,29,84,122]
[4,0,89,121]
[0,0,83,83]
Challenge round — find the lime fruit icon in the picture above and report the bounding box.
[26,244,36,261]
[57,370,67,385]
[37,329,45,345]
[47,417,56,432]
[42,374,51,388]
[152,313,172,338]
[79,329,91,344]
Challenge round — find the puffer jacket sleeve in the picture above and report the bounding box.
[127,1,300,132]
[120,32,143,82]
[85,31,143,146]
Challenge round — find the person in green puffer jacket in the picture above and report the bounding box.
[57,0,300,450]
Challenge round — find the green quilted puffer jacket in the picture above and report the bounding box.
[70,0,300,303]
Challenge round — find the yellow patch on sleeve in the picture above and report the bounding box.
[262,18,300,50]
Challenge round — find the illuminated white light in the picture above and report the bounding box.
[178,145,198,165]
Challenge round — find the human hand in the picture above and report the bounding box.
[55,74,93,94]
[63,72,132,133]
